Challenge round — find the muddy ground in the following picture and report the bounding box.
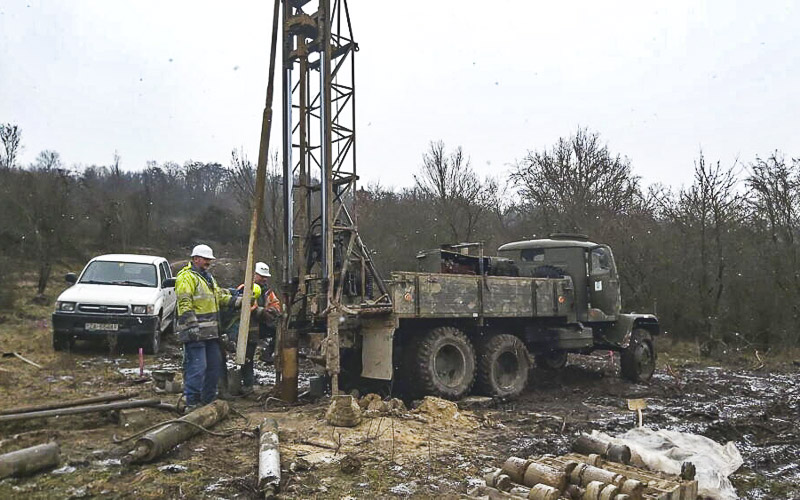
[1,301,799,499]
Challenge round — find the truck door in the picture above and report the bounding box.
[588,245,621,320]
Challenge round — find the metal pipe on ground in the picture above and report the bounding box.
[124,400,229,464]
[0,442,60,479]
[258,417,280,498]
[0,392,136,416]
[0,399,162,423]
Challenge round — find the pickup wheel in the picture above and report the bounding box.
[476,334,529,398]
[143,317,161,355]
[53,333,74,352]
[621,329,655,383]
[413,326,475,400]
[164,309,176,334]
[534,350,568,370]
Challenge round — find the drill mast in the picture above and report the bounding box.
[279,0,390,398]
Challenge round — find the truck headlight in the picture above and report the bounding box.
[57,301,76,312]
[132,305,154,315]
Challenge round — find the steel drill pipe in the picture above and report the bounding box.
[258,417,281,498]
[0,399,162,423]
[125,400,229,464]
[0,392,136,416]
[0,442,60,479]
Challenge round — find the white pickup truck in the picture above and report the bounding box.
[52,254,178,354]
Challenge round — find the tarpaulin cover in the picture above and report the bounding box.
[591,427,743,500]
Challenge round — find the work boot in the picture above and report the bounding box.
[183,404,200,414]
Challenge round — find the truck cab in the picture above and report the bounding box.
[498,234,622,323]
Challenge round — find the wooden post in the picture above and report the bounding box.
[235,0,281,365]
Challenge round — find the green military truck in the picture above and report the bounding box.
[343,235,658,400]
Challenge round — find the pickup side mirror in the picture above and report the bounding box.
[162,278,176,288]
[65,273,78,284]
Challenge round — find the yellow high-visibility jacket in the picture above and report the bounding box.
[175,263,233,343]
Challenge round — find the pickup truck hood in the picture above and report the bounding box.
[57,284,160,306]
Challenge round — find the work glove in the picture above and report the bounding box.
[233,296,243,309]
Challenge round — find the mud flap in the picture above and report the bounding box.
[360,316,396,380]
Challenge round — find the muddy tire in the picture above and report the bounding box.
[53,333,73,352]
[534,350,568,370]
[413,326,476,400]
[621,329,655,382]
[142,317,161,355]
[476,334,529,398]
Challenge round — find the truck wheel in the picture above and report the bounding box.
[621,329,655,382]
[53,333,73,352]
[534,350,568,370]
[476,334,529,398]
[143,317,161,355]
[413,326,475,400]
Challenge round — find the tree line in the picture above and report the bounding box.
[2,123,798,353]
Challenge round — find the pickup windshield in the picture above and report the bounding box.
[79,261,158,287]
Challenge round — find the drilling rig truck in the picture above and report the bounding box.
[271,0,659,401]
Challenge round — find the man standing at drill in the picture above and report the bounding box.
[227,261,281,394]
[175,244,240,411]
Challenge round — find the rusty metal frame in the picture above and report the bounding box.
[280,0,390,397]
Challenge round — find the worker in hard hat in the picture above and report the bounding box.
[223,261,282,395]
[175,244,240,411]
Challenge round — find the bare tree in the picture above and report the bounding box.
[0,123,23,169]
[746,153,800,346]
[414,140,496,242]
[658,154,744,348]
[510,127,640,232]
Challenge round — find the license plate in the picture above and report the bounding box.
[85,323,119,332]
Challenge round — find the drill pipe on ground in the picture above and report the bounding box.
[124,400,229,464]
[572,435,631,465]
[258,417,280,498]
[0,442,60,479]
[0,392,136,416]
[0,399,162,423]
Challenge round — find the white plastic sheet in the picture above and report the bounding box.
[591,427,743,500]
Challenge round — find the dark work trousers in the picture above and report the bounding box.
[183,339,222,406]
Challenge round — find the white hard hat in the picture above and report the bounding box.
[191,244,216,260]
[255,262,271,277]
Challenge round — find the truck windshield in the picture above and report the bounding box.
[79,261,158,287]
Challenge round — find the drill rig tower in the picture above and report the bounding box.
[279,0,391,400]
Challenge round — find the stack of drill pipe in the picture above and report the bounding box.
[522,460,572,490]
[572,455,693,500]
[573,435,632,465]
[258,417,280,498]
[0,442,60,479]
[535,454,645,500]
[124,400,229,464]
[485,467,561,499]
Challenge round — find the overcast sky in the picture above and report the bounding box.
[1,1,798,190]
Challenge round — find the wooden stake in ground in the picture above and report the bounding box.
[235,0,282,365]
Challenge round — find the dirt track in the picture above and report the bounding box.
[1,310,798,499]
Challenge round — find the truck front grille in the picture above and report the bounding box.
[78,304,129,314]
